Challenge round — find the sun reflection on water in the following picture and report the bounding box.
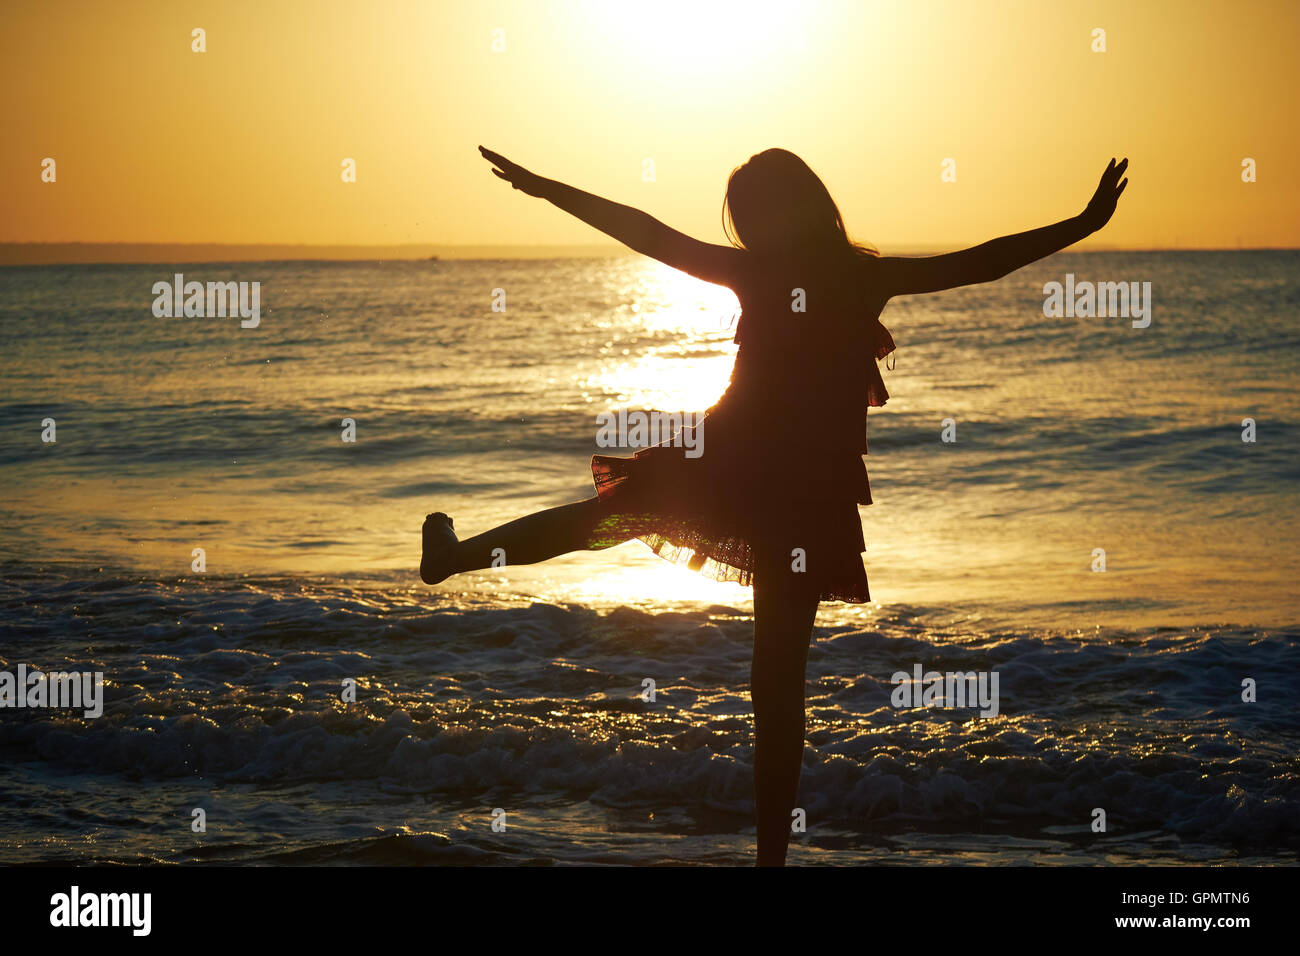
[536,558,754,608]
[586,261,740,411]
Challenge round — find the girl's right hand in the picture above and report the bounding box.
[479,146,547,197]
[1081,157,1129,233]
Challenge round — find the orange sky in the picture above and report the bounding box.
[2,0,1297,251]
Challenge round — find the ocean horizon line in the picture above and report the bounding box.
[1,241,1295,267]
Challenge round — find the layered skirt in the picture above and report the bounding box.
[589,410,874,603]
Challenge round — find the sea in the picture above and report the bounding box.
[1,251,1297,865]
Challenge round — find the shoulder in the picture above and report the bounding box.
[852,253,896,301]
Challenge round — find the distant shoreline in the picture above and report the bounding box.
[0,242,1293,266]
[0,243,631,266]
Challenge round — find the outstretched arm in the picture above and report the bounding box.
[478,146,744,288]
[876,158,1129,297]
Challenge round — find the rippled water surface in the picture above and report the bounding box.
[1,252,1296,864]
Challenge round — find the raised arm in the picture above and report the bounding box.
[875,158,1129,297]
[478,146,744,288]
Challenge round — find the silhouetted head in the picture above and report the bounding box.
[723,148,877,261]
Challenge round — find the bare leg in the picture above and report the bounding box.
[750,545,821,867]
[421,496,655,584]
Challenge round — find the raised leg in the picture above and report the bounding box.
[750,545,821,867]
[421,496,656,584]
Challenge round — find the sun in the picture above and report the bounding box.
[576,0,815,80]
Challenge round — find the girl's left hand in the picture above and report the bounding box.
[479,146,546,197]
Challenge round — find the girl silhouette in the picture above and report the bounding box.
[423,146,1129,866]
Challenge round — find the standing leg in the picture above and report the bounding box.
[750,545,821,866]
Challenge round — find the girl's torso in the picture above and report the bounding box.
[708,253,894,457]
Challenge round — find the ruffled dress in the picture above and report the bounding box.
[590,254,895,603]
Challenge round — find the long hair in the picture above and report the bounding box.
[722,148,878,263]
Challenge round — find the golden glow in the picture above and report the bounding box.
[634,263,741,334]
[0,0,1295,250]
[577,0,818,83]
[539,560,754,607]
[584,354,730,413]
[585,262,738,411]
